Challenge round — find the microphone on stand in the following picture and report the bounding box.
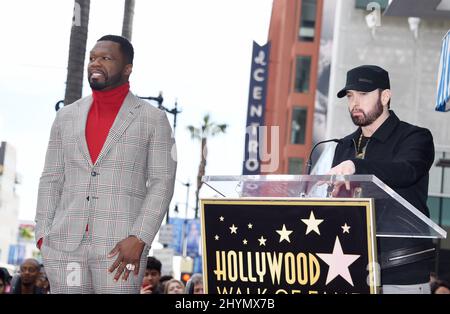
[305,138,342,175]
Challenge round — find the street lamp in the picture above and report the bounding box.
[138,92,182,226]
[55,100,64,112]
[138,92,182,134]
[137,91,163,107]
[181,180,191,257]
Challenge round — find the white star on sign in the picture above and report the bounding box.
[316,236,360,286]
[342,223,351,234]
[214,235,219,240]
[258,236,267,246]
[219,216,224,222]
[229,224,238,234]
[301,211,324,235]
[243,239,248,245]
[276,224,293,243]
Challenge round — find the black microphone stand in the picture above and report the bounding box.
[301,138,341,197]
[305,139,341,175]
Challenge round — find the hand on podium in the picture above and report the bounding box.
[316,160,355,197]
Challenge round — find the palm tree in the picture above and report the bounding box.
[187,114,228,218]
[121,0,135,40]
[64,0,91,106]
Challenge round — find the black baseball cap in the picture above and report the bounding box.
[337,65,390,98]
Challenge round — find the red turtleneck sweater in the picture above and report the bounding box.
[37,82,130,250]
[86,82,130,164]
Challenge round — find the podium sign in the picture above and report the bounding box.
[201,198,379,294]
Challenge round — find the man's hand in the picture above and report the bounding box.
[327,160,356,176]
[326,160,356,197]
[108,236,145,282]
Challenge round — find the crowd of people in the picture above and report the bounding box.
[0,256,203,295]
[1,256,448,294]
[0,259,49,294]
[139,256,203,295]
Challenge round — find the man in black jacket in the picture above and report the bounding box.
[329,65,435,294]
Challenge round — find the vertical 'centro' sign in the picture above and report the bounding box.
[242,41,271,175]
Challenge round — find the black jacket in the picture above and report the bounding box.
[332,111,435,285]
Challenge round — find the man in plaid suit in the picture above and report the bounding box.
[35,35,177,293]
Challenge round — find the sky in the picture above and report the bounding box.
[0,0,274,222]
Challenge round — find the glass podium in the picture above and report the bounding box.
[202,175,447,239]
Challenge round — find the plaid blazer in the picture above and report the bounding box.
[35,92,177,252]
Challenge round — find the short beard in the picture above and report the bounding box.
[88,72,123,91]
[89,80,107,90]
[350,98,384,126]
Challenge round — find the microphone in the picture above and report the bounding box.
[305,138,342,175]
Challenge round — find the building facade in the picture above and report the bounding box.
[263,0,324,174]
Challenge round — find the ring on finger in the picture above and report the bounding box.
[125,263,135,271]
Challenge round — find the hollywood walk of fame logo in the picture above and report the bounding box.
[201,199,378,294]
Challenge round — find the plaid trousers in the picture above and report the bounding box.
[41,231,149,294]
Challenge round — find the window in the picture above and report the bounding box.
[429,151,450,194]
[299,0,317,42]
[294,56,311,93]
[288,158,304,174]
[291,107,307,144]
[428,196,450,227]
[427,194,450,277]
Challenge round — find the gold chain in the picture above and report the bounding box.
[356,133,365,159]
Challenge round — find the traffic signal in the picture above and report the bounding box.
[180,272,192,284]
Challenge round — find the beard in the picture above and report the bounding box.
[350,98,384,126]
[88,71,123,91]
